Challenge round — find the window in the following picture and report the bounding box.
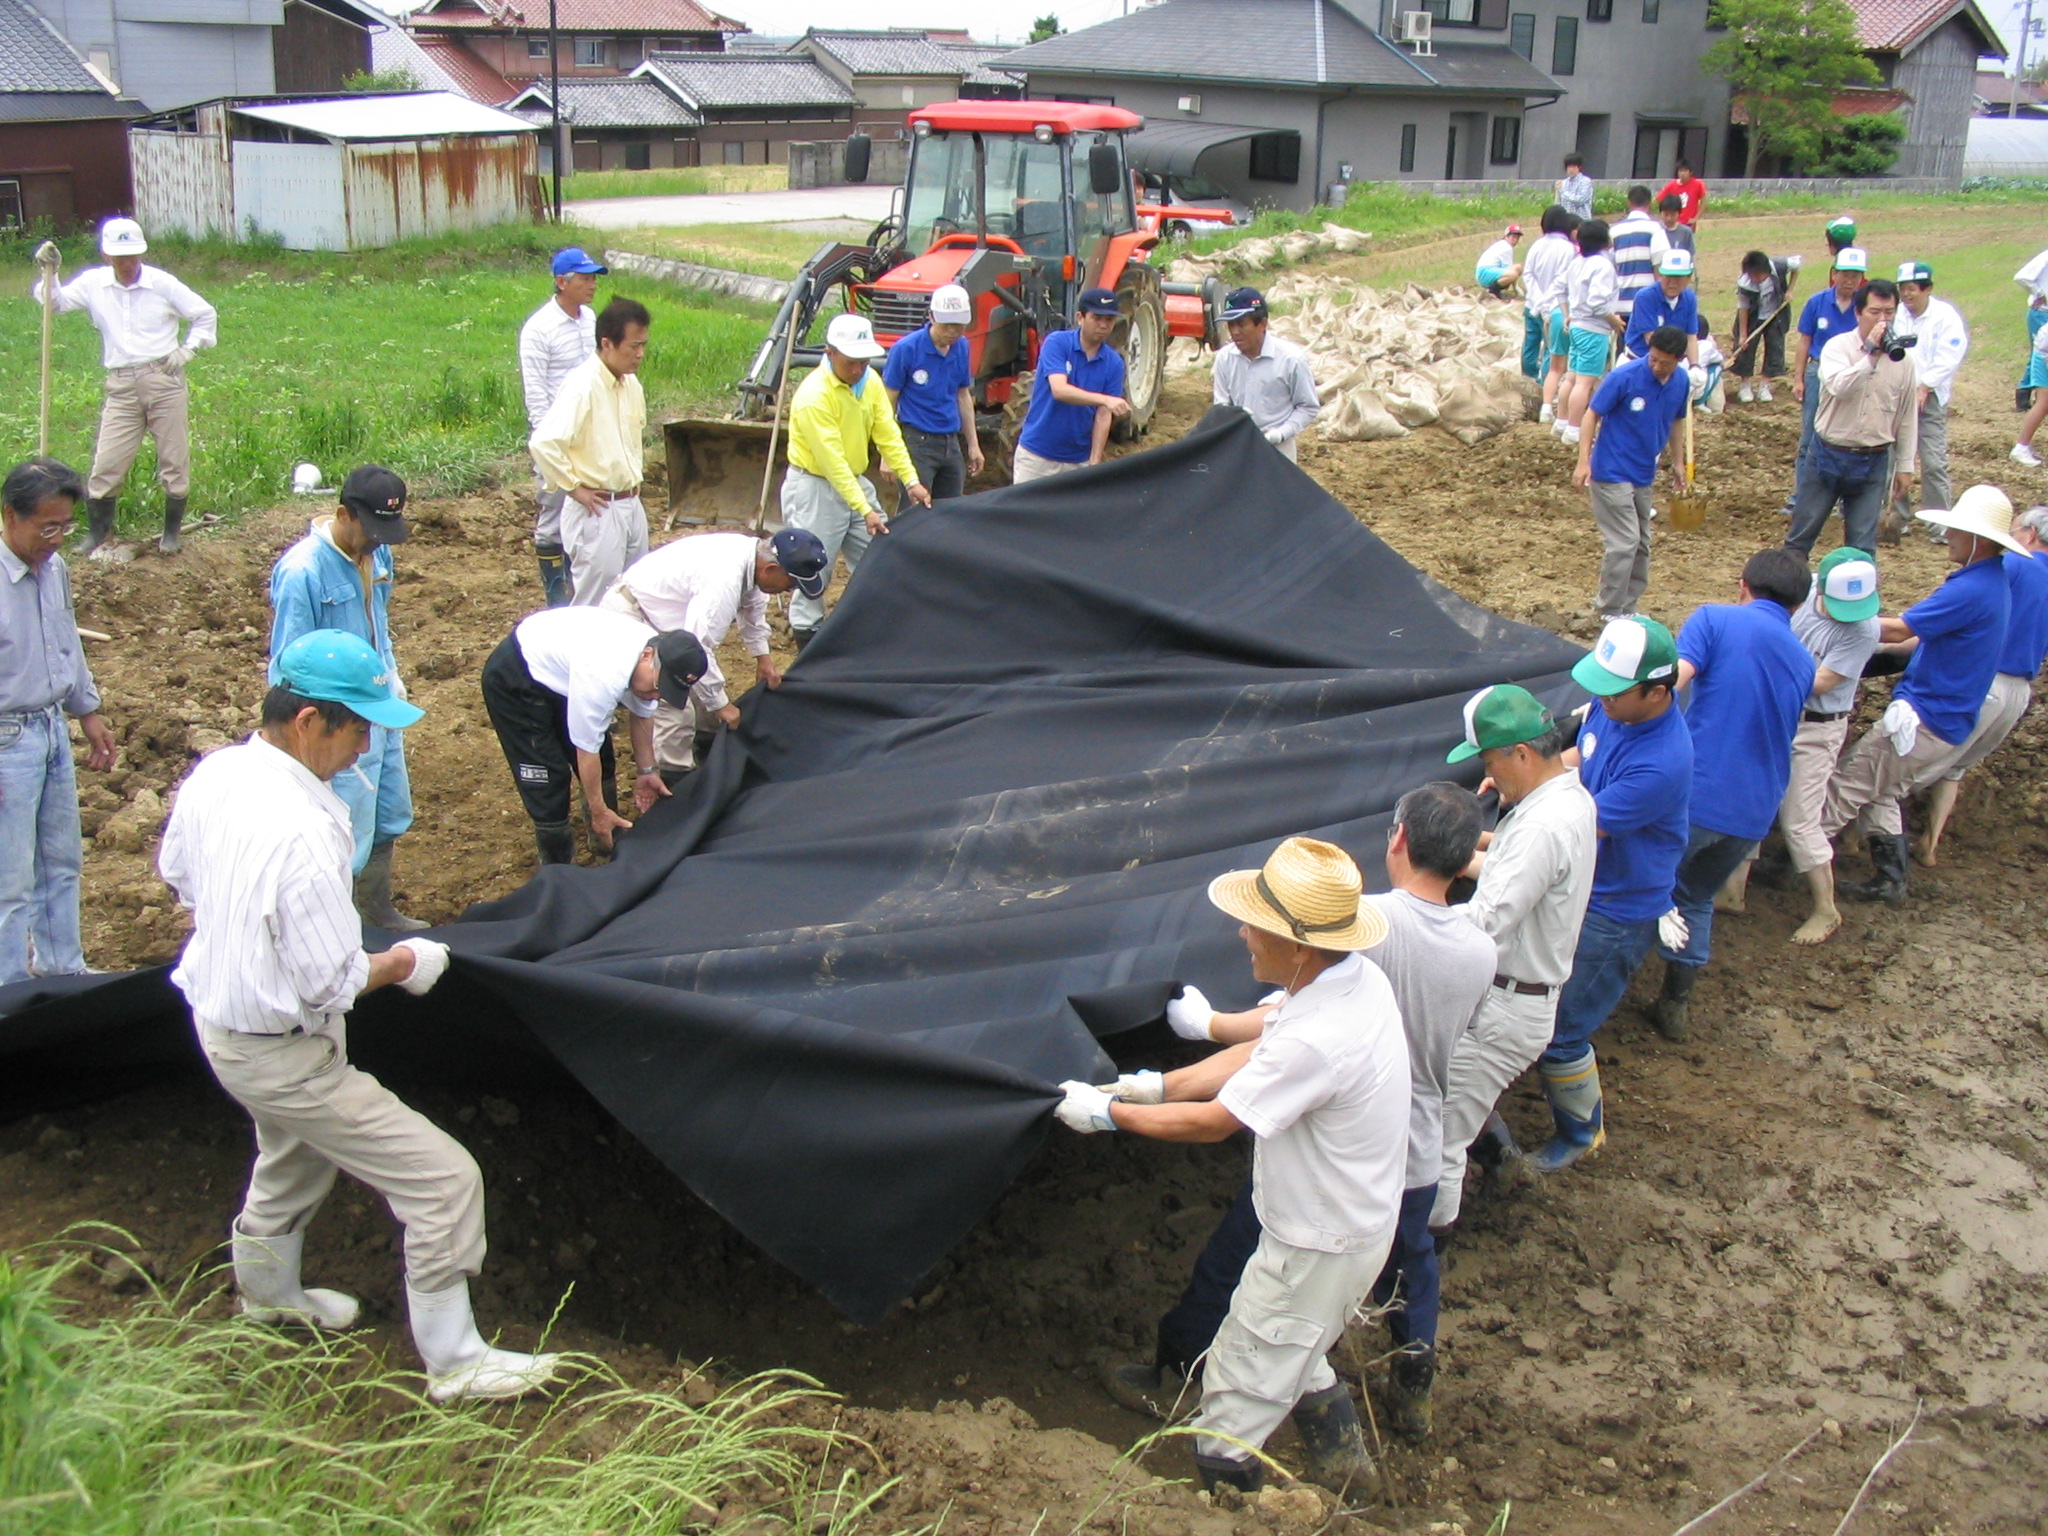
[1552,15,1577,72]
[1586,0,1611,18]
[624,141,651,170]
[1399,123,1417,173]
[722,139,744,164]
[527,35,549,56]
[1424,0,1477,21]
[573,35,605,65]
[1509,11,1535,55]
[1248,132,1300,183]
[1641,0,1659,17]
[1633,124,1662,178]
[0,178,21,229]
[1490,115,1521,164]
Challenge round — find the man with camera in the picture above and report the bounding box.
[1786,278,1917,559]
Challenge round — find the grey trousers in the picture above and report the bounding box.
[1917,396,1951,513]
[1590,480,1653,616]
[781,465,880,631]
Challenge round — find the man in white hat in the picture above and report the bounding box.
[1210,286,1321,462]
[1054,836,1408,1495]
[1787,275,1917,559]
[1624,250,1699,363]
[782,312,930,650]
[1817,485,2021,909]
[1892,261,1967,531]
[882,284,983,503]
[31,219,217,556]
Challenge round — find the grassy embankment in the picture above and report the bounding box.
[0,224,768,534]
[561,165,787,201]
[600,223,853,279]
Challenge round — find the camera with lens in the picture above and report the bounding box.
[1876,326,1918,363]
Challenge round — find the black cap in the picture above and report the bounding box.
[339,464,410,545]
[652,629,709,709]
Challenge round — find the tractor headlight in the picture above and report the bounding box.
[913,120,931,138]
[1033,123,1054,143]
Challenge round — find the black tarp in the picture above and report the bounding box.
[0,409,1585,1323]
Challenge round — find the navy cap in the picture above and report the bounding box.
[767,526,830,600]
[1077,286,1121,316]
[1220,286,1267,322]
[652,630,709,710]
[339,463,410,545]
[551,246,608,278]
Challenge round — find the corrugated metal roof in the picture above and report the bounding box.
[638,54,854,108]
[1850,0,2003,55]
[510,76,700,126]
[234,91,540,139]
[794,31,970,77]
[410,0,743,33]
[0,0,112,94]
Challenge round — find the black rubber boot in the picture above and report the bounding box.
[2020,385,2036,413]
[159,495,186,554]
[354,840,429,932]
[1842,831,1908,905]
[1290,1383,1374,1493]
[1650,962,1697,1041]
[79,496,117,556]
[1192,1450,1265,1495]
[1383,1348,1435,1442]
[1103,1360,1191,1420]
[536,544,570,607]
[791,627,818,654]
[534,821,575,866]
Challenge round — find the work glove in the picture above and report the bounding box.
[1784,254,1803,273]
[1656,909,1690,953]
[1880,697,1920,758]
[1055,1080,1118,1134]
[395,937,451,995]
[1104,1070,1165,1104]
[164,345,196,370]
[1264,428,1288,446]
[1165,985,1216,1041]
[33,240,59,269]
[390,671,408,703]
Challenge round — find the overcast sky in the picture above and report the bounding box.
[718,0,1140,47]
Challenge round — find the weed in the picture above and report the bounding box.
[562,165,787,201]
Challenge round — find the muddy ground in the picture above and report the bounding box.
[6,286,2048,1534]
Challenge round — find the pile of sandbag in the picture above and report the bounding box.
[1164,221,1371,281]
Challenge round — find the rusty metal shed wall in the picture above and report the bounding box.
[130,108,234,238]
[340,134,534,247]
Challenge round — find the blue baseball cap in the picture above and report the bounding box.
[551,247,608,278]
[276,630,423,730]
[768,526,830,599]
[1077,286,1121,316]
[1221,285,1267,322]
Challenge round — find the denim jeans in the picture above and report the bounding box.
[1656,825,1757,972]
[1786,439,1887,557]
[0,707,86,985]
[329,723,413,875]
[1544,907,1660,1065]
[1156,1173,1260,1376]
[1793,361,1821,480]
[1369,1185,1441,1351]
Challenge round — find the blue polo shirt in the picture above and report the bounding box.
[1624,286,1699,358]
[1797,289,1857,361]
[1899,557,2011,743]
[882,325,973,435]
[1999,549,2048,679]
[1588,356,1690,487]
[1677,600,1816,840]
[1576,698,1693,921]
[1018,329,1126,465]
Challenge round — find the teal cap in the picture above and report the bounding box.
[1447,684,1555,764]
[276,629,422,729]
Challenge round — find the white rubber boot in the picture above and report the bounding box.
[407,1280,561,1404]
[231,1223,361,1330]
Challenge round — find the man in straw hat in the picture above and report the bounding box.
[1054,836,1409,1495]
[1816,484,2021,910]
[1433,685,1596,1231]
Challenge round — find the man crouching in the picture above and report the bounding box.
[1055,836,1408,1494]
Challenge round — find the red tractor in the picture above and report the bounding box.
[664,100,1227,522]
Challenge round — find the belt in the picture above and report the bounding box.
[0,704,61,721]
[1818,439,1888,457]
[1803,708,1849,723]
[1492,973,1555,996]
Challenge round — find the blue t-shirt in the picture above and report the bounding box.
[1797,289,1857,358]
[1018,329,1126,464]
[1588,356,1690,487]
[1899,557,2011,744]
[1576,698,1694,921]
[882,325,973,435]
[1677,600,1816,840]
[1624,286,1699,358]
[1999,549,2048,679]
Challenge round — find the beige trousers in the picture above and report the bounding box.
[1924,672,2032,784]
[198,1021,486,1294]
[90,360,190,498]
[1011,445,1086,484]
[1819,722,1962,841]
[1431,985,1557,1229]
[1777,715,1850,873]
[600,583,703,773]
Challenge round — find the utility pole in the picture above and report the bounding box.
[549,0,563,220]
[2015,0,2036,120]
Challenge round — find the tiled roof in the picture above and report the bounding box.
[373,30,518,104]
[1848,0,2003,55]
[412,0,744,34]
[510,75,700,126]
[794,31,971,77]
[939,42,1024,88]
[0,89,143,122]
[638,53,854,108]
[0,0,109,94]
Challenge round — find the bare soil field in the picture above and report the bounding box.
[7,272,2048,1534]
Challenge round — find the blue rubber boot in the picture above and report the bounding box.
[1529,1050,1604,1173]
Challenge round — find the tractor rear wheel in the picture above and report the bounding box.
[1112,270,1166,443]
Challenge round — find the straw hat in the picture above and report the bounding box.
[1917,484,2028,556]
[1207,836,1386,952]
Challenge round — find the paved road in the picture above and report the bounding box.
[565,185,895,230]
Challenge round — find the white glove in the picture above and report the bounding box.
[1687,363,1708,394]
[394,937,451,995]
[391,671,409,702]
[1054,1080,1118,1133]
[1657,909,1690,952]
[164,345,196,370]
[1264,428,1288,446]
[1880,697,1920,758]
[1105,1070,1165,1104]
[33,240,59,270]
[1785,253,1804,272]
[1165,985,1216,1041]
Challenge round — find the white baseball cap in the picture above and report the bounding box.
[100,217,146,256]
[1834,246,1868,274]
[1657,248,1694,277]
[824,312,885,359]
[929,284,972,322]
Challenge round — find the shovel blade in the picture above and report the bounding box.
[1668,494,1707,532]
[661,418,788,529]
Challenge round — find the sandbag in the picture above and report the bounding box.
[1438,377,1515,445]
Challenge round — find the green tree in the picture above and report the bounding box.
[342,65,424,93]
[1702,0,1879,177]
[1812,112,1905,175]
[1028,13,1064,42]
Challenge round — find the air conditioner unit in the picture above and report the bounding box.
[1399,10,1435,53]
[1178,93,1202,113]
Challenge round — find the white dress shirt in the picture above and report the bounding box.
[1897,295,1968,406]
[1521,232,1576,318]
[160,736,369,1036]
[513,606,658,754]
[1211,334,1321,445]
[1458,767,1598,986]
[34,264,217,369]
[518,297,596,429]
[612,531,769,713]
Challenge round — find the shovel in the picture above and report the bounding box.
[1668,406,1706,531]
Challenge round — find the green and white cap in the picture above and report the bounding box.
[1447,684,1555,764]
[1816,547,1881,622]
[1657,248,1694,277]
[1896,260,1932,284]
[1834,246,1868,273]
[1570,616,1680,697]
[1826,213,1857,237]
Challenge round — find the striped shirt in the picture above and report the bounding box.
[518,297,596,429]
[160,735,369,1036]
[1609,211,1670,317]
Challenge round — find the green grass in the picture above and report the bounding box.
[604,223,846,278]
[563,165,786,201]
[1,223,769,528]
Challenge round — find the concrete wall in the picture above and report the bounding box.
[28,0,283,110]
[1891,19,1983,183]
[788,135,909,187]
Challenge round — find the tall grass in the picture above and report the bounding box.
[563,165,787,201]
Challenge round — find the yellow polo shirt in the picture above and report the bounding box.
[529,354,646,493]
[786,362,920,515]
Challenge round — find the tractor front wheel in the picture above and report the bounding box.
[1112,273,1166,443]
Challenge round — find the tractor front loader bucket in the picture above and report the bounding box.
[662,418,789,531]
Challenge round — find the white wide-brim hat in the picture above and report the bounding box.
[1917,484,2028,556]
[1207,836,1385,952]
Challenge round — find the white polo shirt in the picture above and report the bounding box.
[513,606,658,754]
[1218,952,1410,1253]
[614,531,770,713]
